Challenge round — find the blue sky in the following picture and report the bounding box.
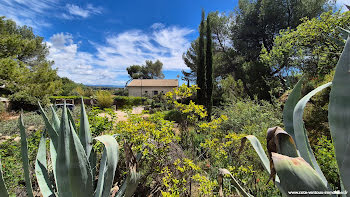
[0,0,237,86]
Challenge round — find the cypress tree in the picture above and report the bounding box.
[205,15,213,121]
[197,9,206,106]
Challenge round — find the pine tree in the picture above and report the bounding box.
[205,15,213,121]
[197,9,206,106]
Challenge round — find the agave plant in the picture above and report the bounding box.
[219,37,350,196]
[0,100,140,197]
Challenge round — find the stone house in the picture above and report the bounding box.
[127,79,178,97]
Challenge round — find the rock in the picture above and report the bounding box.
[0,135,11,140]
[28,126,36,131]
[14,136,21,143]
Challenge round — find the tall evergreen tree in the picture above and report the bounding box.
[206,15,213,121]
[197,9,206,105]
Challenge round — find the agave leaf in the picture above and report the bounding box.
[124,142,140,197]
[94,150,107,197]
[18,114,34,197]
[67,109,77,135]
[271,153,329,194]
[218,168,253,197]
[293,82,331,187]
[239,135,274,177]
[68,122,93,197]
[283,77,303,141]
[115,152,142,197]
[39,102,58,148]
[266,127,298,158]
[50,139,58,189]
[239,135,288,195]
[94,135,119,197]
[55,103,72,196]
[329,36,350,193]
[50,105,60,132]
[35,132,55,196]
[0,156,9,197]
[79,98,93,158]
[89,148,97,183]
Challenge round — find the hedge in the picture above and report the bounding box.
[114,96,150,108]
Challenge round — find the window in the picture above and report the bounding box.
[145,91,148,93]
[153,90,158,95]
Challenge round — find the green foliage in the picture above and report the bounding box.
[126,60,165,85]
[216,99,282,137]
[114,88,128,96]
[0,129,41,195]
[0,102,5,113]
[87,107,116,137]
[261,10,350,80]
[49,96,90,100]
[197,9,206,106]
[0,111,43,136]
[314,136,340,190]
[219,75,248,101]
[206,15,213,120]
[114,96,149,109]
[166,85,207,127]
[95,90,114,109]
[113,112,181,194]
[0,17,62,109]
[164,110,184,124]
[0,102,137,197]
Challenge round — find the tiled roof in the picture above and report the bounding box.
[127,79,178,87]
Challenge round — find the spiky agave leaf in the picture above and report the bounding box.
[293,82,331,187]
[79,98,93,158]
[271,153,328,194]
[19,114,34,197]
[218,168,253,197]
[329,36,350,194]
[283,77,303,141]
[55,103,72,196]
[94,135,119,197]
[35,132,55,196]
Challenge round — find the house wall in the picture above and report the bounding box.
[127,86,177,97]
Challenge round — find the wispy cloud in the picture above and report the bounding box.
[0,0,103,31]
[65,4,103,19]
[0,0,57,30]
[47,24,194,85]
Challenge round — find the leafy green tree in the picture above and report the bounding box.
[197,9,206,106]
[60,77,79,96]
[260,10,350,85]
[206,15,213,120]
[125,59,165,85]
[0,17,61,109]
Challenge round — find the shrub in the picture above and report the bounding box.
[164,110,184,123]
[0,102,5,113]
[114,88,128,96]
[49,96,90,100]
[114,96,149,109]
[215,99,282,137]
[86,107,116,137]
[95,90,113,109]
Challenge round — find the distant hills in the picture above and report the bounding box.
[87,85,125,89]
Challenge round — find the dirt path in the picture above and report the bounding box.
[99,106,145,122]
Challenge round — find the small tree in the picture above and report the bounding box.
[197,9,206,106]
[205,15,213,121]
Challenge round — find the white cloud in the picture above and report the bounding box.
[0,1,103,32]
[47,24,194,85]
[65,4,102,19]
[0,0,57,30]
